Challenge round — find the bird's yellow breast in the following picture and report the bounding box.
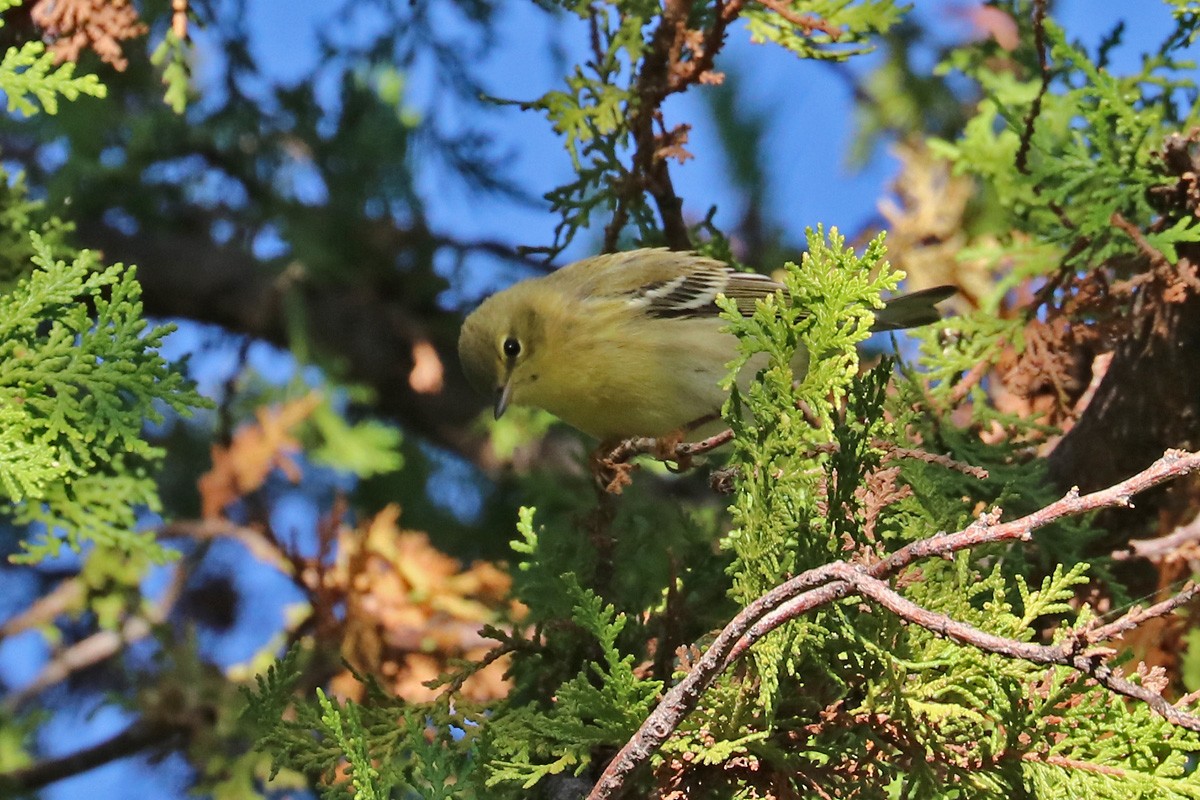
[516,308,744,440]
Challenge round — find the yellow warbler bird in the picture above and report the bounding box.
[458,248,953,441]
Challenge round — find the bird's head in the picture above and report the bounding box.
[457,284,550,420]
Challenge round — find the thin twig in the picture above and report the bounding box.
[947,359,991,408]
[160,518,296,574]
[1015,0,1049,175]
[1111,211,1173,273]
[1021,752,1126,778]
[601,429,986,484]
[1108,211,1195,298]
[2,557,190,713]
[755,0,841,38]
[879,442,989,480]
[434,631,522,698]
[1084,582,1199,643]
[0,579,83,642]
[1115,514,1200,561]
[587,449,1200,799]
[621,0,693,250]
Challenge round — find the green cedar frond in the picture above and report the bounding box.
[744,0,905,62]
[1,235,205,560]
[0,41,105,116]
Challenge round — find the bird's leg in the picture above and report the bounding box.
[590,438,642,495]
[684,412,721,433]
[590,413,729,490]
[657,413,723,472]
[585,442,623,598]
[650,428,689,471]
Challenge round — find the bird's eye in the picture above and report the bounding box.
[503,337,521,358]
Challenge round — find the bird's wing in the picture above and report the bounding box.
[578,248,954,327]
[619,256,783,319]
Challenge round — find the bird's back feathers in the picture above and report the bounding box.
[546,248,952,328]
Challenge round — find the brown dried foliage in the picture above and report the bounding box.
[1149,130,1200,219]
[31,0,147,71]
[994,314,1099,433]
[879,142,987,303]
[1046,132,1200,498]
[327,505,516,704]
[194,393,517,706]
[197,393,321,520]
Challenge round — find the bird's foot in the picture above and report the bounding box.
[591,440,640,495]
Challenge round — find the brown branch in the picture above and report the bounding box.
[0,719,184,794]
[624,0,695,250]
[947,358,990,408]
[1015,0,1049,175]
[1115,514,1200,561]
[1111,211,1176,275]
[2,559,189,713]
[587,563,850,799]
[595,418,731,493]
[718,568,1200,738]
[603,427,734,468]
[599,428,986,492]
[1021,752,1126,778]
[0,578,83,642]
[1011,0,1082,247]
[755,0,841,39]
[595,0,839,252]
[587,449,1200,799]
[879,450,1200,574]
[879,443,989,480]
[160,519,296,575]
[434,635,521,698]
[171,0,188,39]
[618,0,850,250]
[828,568,1200,730]
[1085,582,1199,642]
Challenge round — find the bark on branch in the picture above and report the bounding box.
[588,449,1200,799]
[0,720,185,794]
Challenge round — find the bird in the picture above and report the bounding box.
[458,248,954,442]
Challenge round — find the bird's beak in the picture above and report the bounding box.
[494,380,513,420]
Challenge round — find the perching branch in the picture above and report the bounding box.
[598,429,987,494]
[755,0,844,37]
[587,449,1200,800]
[604,425,731,467]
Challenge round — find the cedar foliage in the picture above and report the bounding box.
[5,1,1200,799]
[240,1,1200,796]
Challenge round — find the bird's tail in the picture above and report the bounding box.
[872,285,956,332]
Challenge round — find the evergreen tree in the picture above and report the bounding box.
[4,1,1200,798]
